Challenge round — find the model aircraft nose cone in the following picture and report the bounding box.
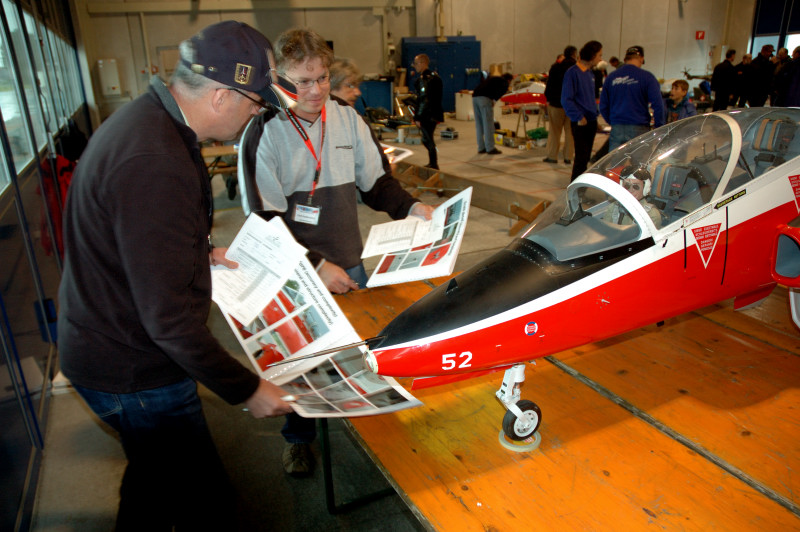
[364,350,379,373]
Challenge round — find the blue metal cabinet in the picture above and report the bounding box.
[402,36,482,112]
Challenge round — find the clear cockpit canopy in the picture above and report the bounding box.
[520,108,800,263]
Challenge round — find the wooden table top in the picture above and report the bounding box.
[335,279,800,531]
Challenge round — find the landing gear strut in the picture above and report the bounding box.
[496,364,542,442]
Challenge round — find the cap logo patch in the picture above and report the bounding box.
[234,63,252,85]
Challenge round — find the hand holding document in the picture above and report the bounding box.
[211,215,306,326]
[212,214,421,418]
[361,187,473,288]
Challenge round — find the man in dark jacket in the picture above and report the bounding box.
[58,21,292,530]
[750,44,776,107]
[711,49,737,110]
[472,72,513,154]
[733,53,754,107]
[543,45,577,164]
[412,53,444,169]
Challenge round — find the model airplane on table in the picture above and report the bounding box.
[364,108,800,441]
[499,81,547,106]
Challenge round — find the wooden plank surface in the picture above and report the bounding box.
[393,162,552,220]
[335,282,800,531]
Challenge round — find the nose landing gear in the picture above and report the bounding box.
[496,364,542,451]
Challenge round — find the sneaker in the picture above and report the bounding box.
[542,157,558,163]
[564,159,572,164]
[478,149,486,154]
[282,443,315,477]
[487,148,502,155]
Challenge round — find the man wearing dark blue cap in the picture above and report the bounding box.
[599,45,664,151]
[58,20,291,530]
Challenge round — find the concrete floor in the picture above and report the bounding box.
[31,109,606,531]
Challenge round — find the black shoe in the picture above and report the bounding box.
[225,176,237,200]
[564,159,572,164]
[478,149,486,154]
[487,149,502,155]
[543,157,557,163]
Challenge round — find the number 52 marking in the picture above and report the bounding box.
[442,351,472,371]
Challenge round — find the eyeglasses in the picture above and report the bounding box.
[228,88,269,112]
[621,179,641,191]
[282,73,331,90]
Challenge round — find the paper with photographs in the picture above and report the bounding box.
[211,215,306,326]
[214,216,420,417]
[362,187,472,288]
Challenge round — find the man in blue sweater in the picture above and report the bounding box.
[562,40,603,181]
[600,46,664,151]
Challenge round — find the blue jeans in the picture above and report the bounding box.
[473,95,495,152]
[73,378,235,531]
[345,262,368,289]
[609,124,650,151]
[282,411,317,444]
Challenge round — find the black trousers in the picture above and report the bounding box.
[569,119,598,181]
[418,118,438,169]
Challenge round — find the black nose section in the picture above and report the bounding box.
[372,240,562,349]
[370,235,646,351]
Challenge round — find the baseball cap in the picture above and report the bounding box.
[181,21,274,93]
[625,45,644,58]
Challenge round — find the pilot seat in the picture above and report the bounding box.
[751,117,798,176]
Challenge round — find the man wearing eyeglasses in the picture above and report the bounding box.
[57,21,292,530]
[329,57,363,107]
[238,27,434,477]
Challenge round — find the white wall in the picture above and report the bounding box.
[71,0,756,125]
[433,0,755,80]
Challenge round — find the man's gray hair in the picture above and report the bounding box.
[329,57,361,91]
[170,40,228,97]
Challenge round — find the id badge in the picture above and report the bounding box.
[294,204,321,225]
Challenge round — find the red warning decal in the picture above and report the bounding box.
[790,175,800,209]
[691,223,722,267]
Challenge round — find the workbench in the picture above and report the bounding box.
[333,279,800,531]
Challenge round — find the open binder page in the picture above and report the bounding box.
[363,187,473,288]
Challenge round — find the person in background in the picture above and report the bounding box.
[774,46,800,107]
[599,45,664,151]
[329,57,362,107]
[750,44,776,107]
[772,47,792,105]
[711,48,737,111]
[57,21,292,531]
[663,79,697,123]
[544,45,577,165]
[562,40,603,182]
[733,53,754,107]
[238,27,434,478]
[412,53,444,169]
[472,72,513,155]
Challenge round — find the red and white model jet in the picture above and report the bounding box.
[365,108,800,440]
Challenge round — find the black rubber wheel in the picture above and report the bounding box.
[502,400,542,441]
